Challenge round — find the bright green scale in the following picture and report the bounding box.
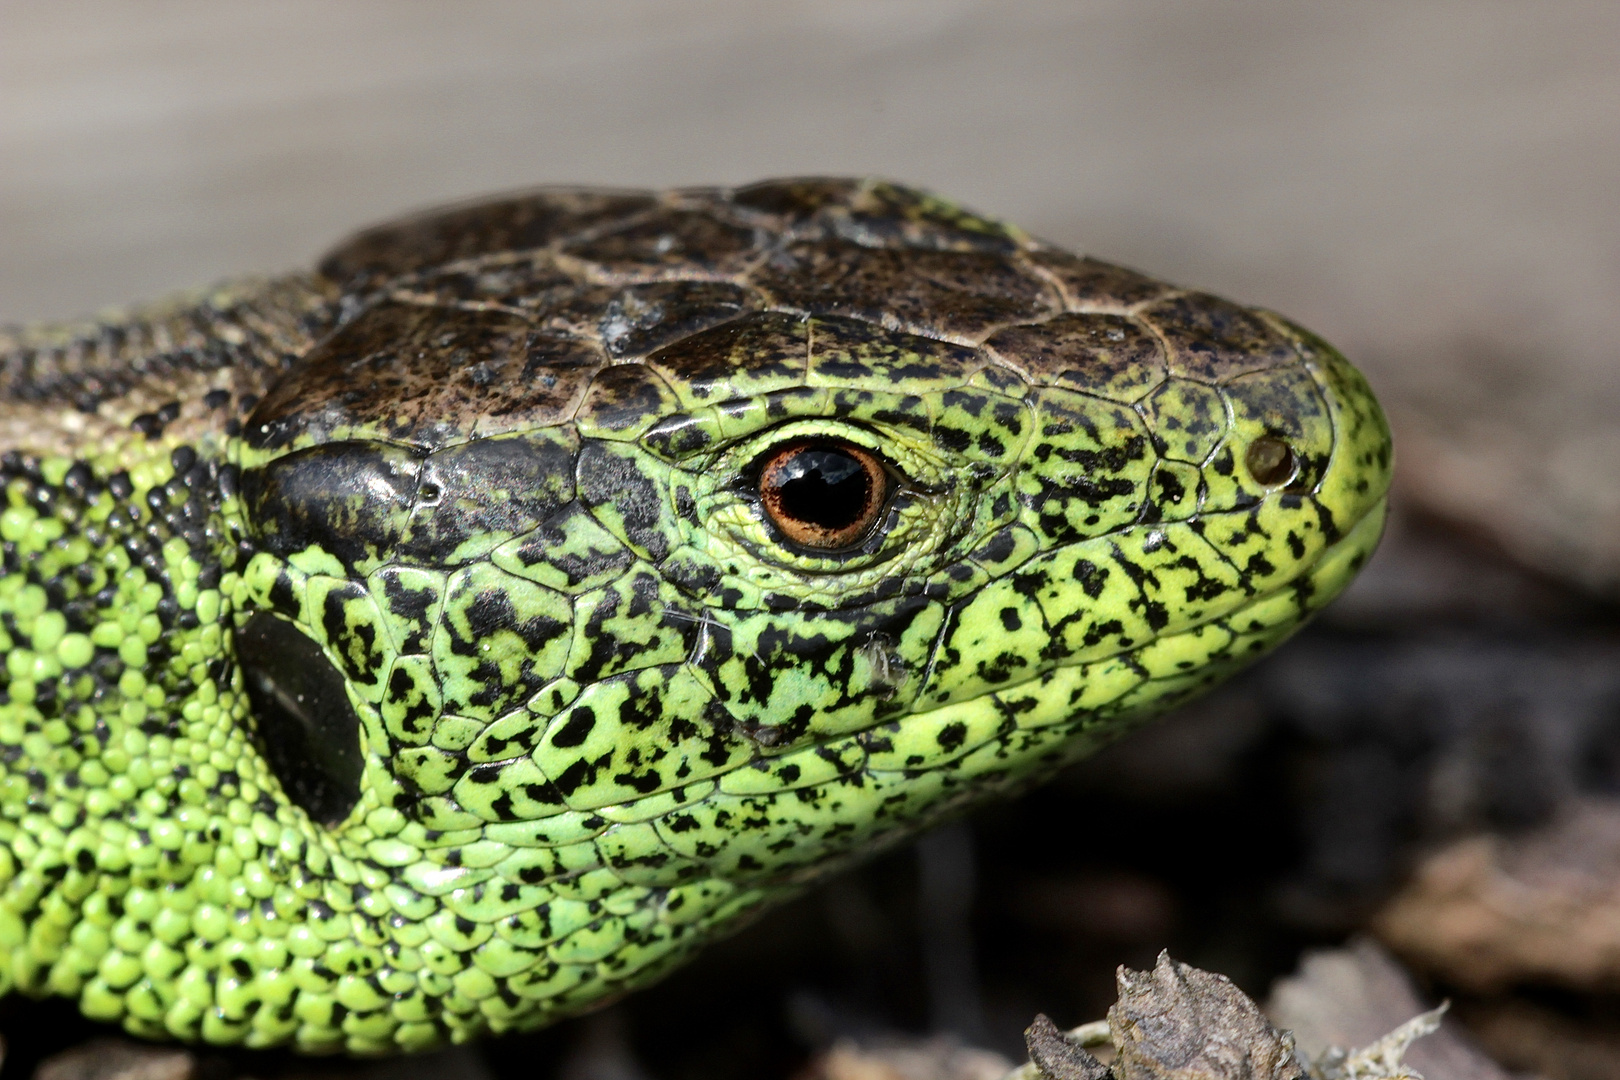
[0,180,1391,1052]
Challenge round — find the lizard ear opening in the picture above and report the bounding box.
[237,612,365,827]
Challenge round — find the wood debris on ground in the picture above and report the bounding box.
[805,949,1465,1080]
[1374,798,1620,993]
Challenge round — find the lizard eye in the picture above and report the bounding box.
[757,439,889,551]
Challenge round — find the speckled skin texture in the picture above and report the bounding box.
[0,179,1391,1052]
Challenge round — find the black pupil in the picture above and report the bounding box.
[774,447,871,530]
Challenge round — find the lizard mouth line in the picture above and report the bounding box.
[903,493,1391,725]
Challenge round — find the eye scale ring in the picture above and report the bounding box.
[758,439,889,551]
[1244,435,1299,487]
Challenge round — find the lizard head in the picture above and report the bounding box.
[0,179,1391,1051]
[232,180,1391,876]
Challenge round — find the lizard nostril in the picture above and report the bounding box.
[236,612,364,826]
[1244,435,1298,487]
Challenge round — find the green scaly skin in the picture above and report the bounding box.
[0,179,1391,1052]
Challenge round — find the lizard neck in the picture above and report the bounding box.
[0,279,771,1052]
[0,280,438,1049]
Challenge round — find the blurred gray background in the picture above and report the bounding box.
[3,0,1618,592]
